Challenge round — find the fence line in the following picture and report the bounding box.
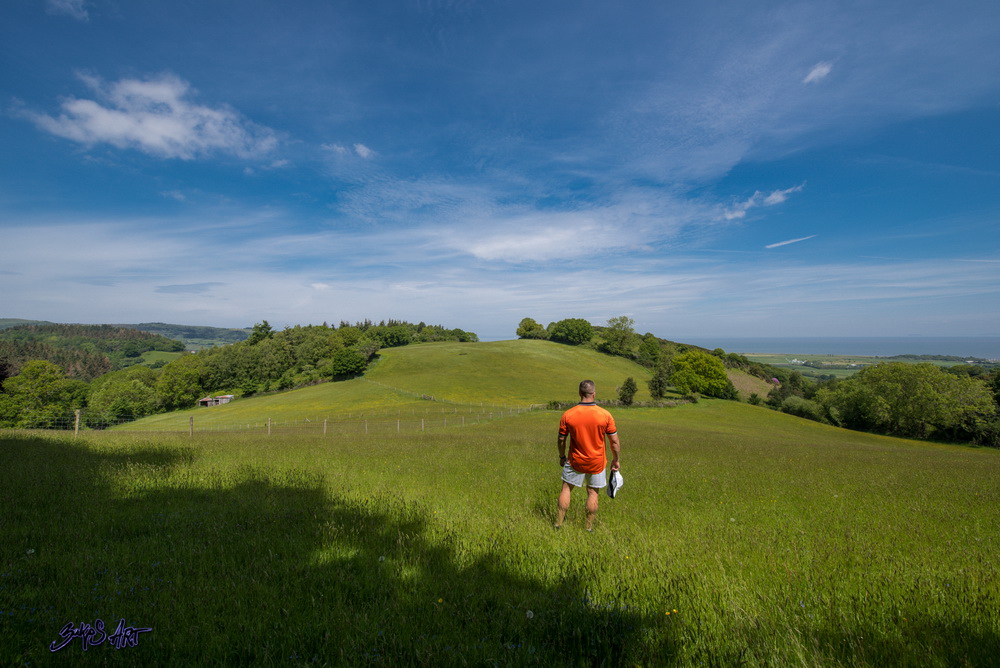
[0,404,550,437]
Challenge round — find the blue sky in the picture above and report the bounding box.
[2,0,999,342]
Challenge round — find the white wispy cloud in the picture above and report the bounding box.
[321,143,375,159]
[803,61,834,84]
[724,184,804,220]
[766,234,817,249]
[20,72,278,159]
[46,0,88,21]
[322,143,349,155]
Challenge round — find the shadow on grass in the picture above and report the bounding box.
[0,434,672,665]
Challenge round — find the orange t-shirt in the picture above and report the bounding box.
[559,403,617,474]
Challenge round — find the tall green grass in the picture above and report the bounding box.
[2,401,997,665]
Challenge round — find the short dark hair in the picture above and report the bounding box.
[579,380,595,396]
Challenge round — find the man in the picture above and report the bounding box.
[555,380,621,531]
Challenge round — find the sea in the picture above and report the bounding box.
[680,337,1000,360]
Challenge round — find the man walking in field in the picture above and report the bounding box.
[555,380,621,531]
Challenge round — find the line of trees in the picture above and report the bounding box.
[0,320,477,428]
[766,361,1000,445]
[0,324,184,380]
[516,316,1000,447]
[517,316,739,400]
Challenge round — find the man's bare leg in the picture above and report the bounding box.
[585,486,600,531]
[556,482,574,527]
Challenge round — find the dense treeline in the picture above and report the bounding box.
[0,319,477,427]
[518,316,1000,447]
[0,339,112,382]
[764,362,1000,446]
[0,324,183,374]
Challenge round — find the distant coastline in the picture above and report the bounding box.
[682,337,1000,360]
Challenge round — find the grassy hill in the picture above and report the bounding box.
[726,367,774,399]
[366,339,657,404]
[0,318,56,330]
[122,340,668,431]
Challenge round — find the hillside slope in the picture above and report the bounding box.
[124,340,660,429]
[367,339,655,404]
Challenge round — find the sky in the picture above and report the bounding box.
[2,0,999,342]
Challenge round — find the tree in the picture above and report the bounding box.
[155,354,208,410]
[648,362,671,399]
[636,334,662,368]
[330,348,367,378]
[547,318,594,345]
[600,316,639,358]
[516,318,548,340]
[374,325,413,348]
[1,360,88,427]
[247,320,274,346]
[670,350,737,399]
[88,366,158,419]
[618,377,638,405]
[816,362,995,439]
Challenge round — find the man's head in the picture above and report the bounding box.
[578,380,596,399]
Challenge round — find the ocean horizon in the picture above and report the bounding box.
[681,337,1000,360]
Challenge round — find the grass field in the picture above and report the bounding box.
[2,341,998,665]
[2,399,998,666]
[138,350,185,367]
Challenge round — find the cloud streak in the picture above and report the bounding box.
[20,73,277,159]
[766,235,817,249]
[725,185,805,220]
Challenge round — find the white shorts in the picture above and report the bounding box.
[562,462,607,489]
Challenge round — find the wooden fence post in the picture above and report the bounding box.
[74,409,80,438]
[189,416,194,438]
[267,418,272,436]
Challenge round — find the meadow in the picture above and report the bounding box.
[122,340,664,432]
[2,399,998,666]
[742,353,976,379]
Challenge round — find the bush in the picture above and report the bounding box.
[330,349,367,379]
[780,396,826,423]
[546,319,594,345]
[670,350,738,399]
[516,318,548,340]
[617,377,638,406]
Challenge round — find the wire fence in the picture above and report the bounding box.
[0,404,550,438]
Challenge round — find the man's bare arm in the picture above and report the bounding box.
[608,433,621,471]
